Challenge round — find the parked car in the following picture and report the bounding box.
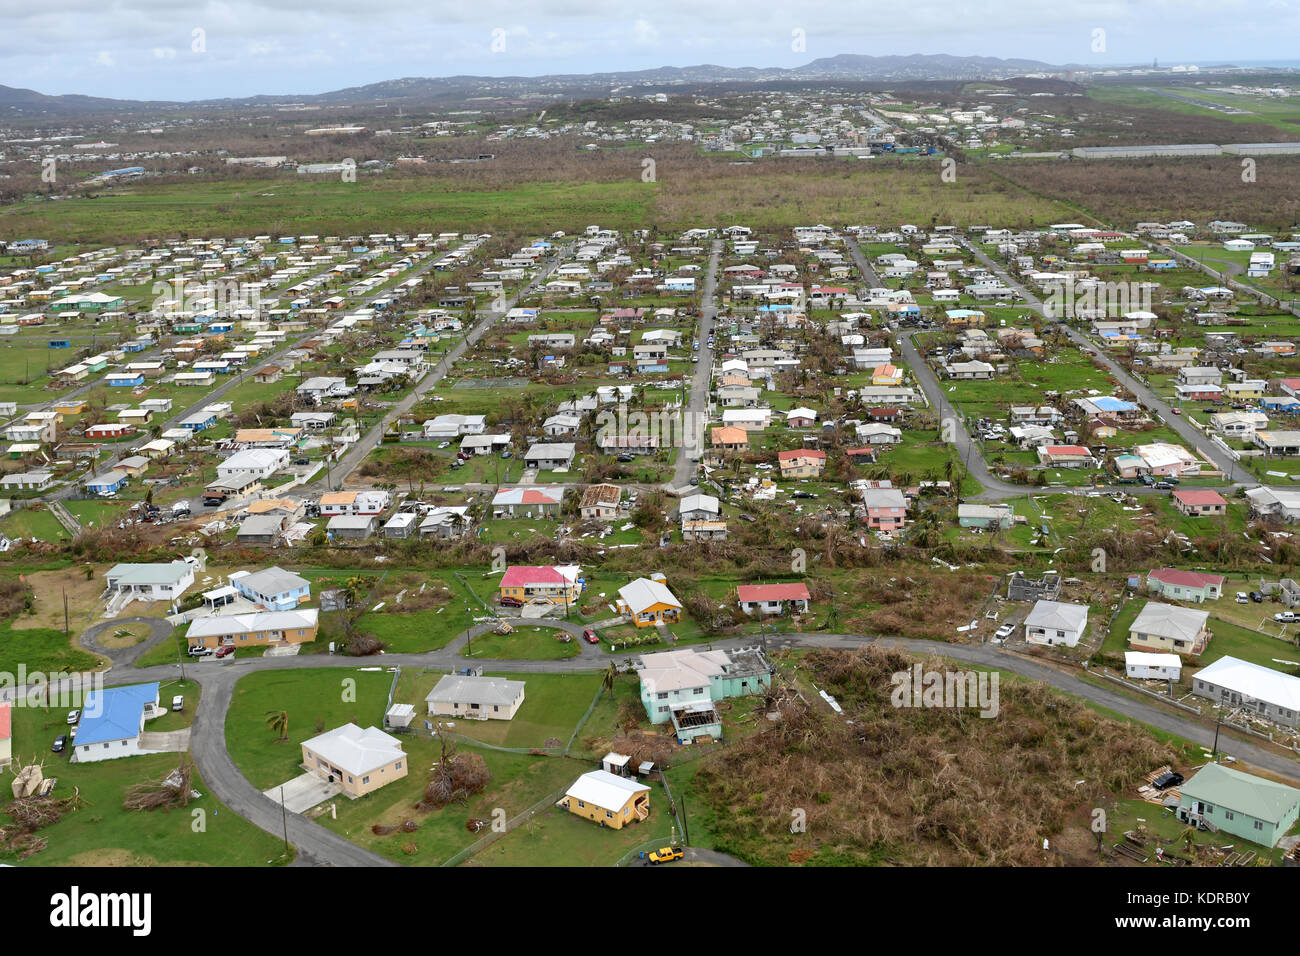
[1152,771,1184,791]
[994,623,1016,641]
[617,454,634,463]
[215,644,236,658]
[66,710,79,725]
[499,596,524,608]
[582,629,599,644]
[1153,481,1174,490]
[1250,591,1265,603]
[1236,592,1249,604]
[171,695,185,712]
[1275,611,1300,623]
[648,846,684,865]
[51,735,67,754]
[188,644,212,657]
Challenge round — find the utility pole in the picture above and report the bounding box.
[176,630,187,682]
[62,588,69,636]
[1211,712,1223,762]
[280,786,290,856]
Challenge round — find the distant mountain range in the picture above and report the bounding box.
[0,53,1234,116]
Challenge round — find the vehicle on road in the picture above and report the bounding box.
[648,846,684,865]
[582,629,599,644]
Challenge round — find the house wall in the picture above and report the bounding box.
[1179,792,1299,847]
[300,746,407,798]
[75,735,145,762]
[189,623,317,650]
[562,792,645,829]
[427,695,523,721]
[1192,676,1300,729]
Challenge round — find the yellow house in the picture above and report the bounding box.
[1223,381,1265,401]
[499,565,583,605]
[185,609,319,650]
[300,723,408,799]
[54,400,88,416]
[872,363,903,386]
[617,577,682,628]
[560,770,650,829]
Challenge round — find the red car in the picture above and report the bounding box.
[215,645,236,658]
[499,596,524,608]
[582,629,598,644]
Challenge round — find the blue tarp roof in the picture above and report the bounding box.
[76,682,158,745]
[1093,396,1136,412]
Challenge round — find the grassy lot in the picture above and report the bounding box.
[347,606,469,653]
[0,679,287,867]
[0,507,70,542]
[391,668,604,750]
[463,799,672,867]
[463,625,581,660]
[225,667,397,791]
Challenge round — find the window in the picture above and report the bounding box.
[1254,820,1263,831]
[578,800,585,808]
[363,776,370,784]
[1224,810,1235,821]
[606,810,613,819]
[395,762,402,770]
[1204,804,1214,814]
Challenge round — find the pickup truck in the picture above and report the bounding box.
[648,846,684,865]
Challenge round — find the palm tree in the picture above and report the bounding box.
[265,709,289,743]
[601,662,617,700]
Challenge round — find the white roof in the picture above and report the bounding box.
[187,609,318,638]
[1194,655,1300,710]
[564,769,649,811]
[618,577,682,614]
[301,723,405,776]
[1131,602,1209,641]
[1125,651,1182,669]
[1024,600,1088,633]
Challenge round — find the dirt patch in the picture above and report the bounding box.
[11,567,104,632]
[62,848,164,867]
[99,625,149,649]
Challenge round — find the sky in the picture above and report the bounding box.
[2,0,1299,101]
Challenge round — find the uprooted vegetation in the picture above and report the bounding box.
[692,647,1177,866]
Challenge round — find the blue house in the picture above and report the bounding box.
[106,372,145,388]
[48,339,71,349]
[229,566,311,611]
[86,470,128,495]
[74,682,160,762]
[120,340,147,353]
[179,411,217,432]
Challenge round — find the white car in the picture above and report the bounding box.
[994,623,1016,641]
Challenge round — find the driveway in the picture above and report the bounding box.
[139,728,191,753]
[265,772,341,814]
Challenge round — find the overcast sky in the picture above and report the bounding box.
[3,0,1299,101]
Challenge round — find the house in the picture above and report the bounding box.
[785,407,818,428]
[861,488,907,533]
[1253,430,1300,457]
[777,449,826,478]
[105,561,194,604]
[419,507,470,540]
[72,682,161,763]
[679,493,721,522]
[617,577,682,627]
[491,485,564,516]
[425,674,525,721]
[1172,489,1228,517]
[710,426,749,452]
[319,490,389,516]
[1124,651,1182,681]
[326,514,377,540]
[422,414,487,439]
[637,646,772,741]
[523,442,576,471]
[187,609,319,650]
[383,512,418,539]
[1147,568,1224,603]
[85,422,134,441]
[1192,655,1300,730]
[737,583,811,616]
[1037,445,1095,468]
[499,565,583,606]
[1177,762,1300,847]
[229,566,311,610]
[217,448,290,484]
[1129,602,1211,656]
[300,724,408,798]
[958,503,1014,530]
[1137,442,1202,477]
[580,484,621,520]
[236,513,288,545]
[1246,485,1300,522]
[1024,600,1089,648]
[559,770,650,829]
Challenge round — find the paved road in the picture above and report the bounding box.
[47,246,469,501]
[83,614,1300,868]
[957,236,1253,484]
[668,239,722,490]
[312,242,574,492]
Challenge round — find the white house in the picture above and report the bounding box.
[1023,599,1089,647]
[1124,651,1182,681]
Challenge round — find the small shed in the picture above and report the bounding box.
[601,751,632,776]
[385,703,416,729]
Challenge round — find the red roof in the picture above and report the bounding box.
[1042,445,1091,456]
[738,583,811,603]
[1173,489,1227,506]
[1148,568,1225,589]
[777,449,826,461]
[500,566,570,588]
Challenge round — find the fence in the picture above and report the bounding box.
[564,684,607,757]
[1101,669,1202,714]
[438,781,574,867]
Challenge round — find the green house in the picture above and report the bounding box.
[1177,762,1300,847]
